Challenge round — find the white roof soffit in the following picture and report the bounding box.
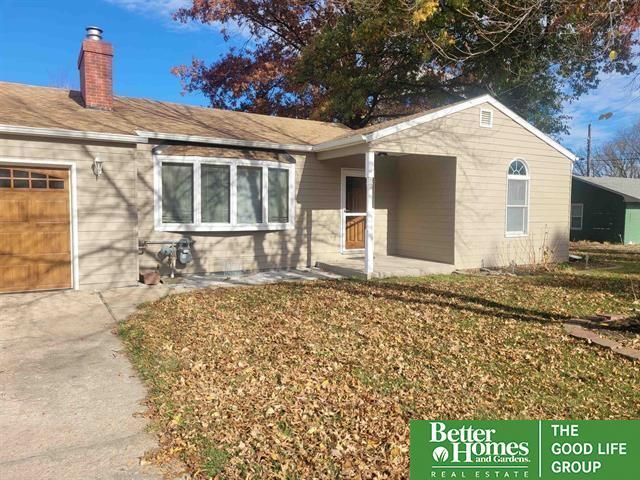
[312,95,578,162]
[0,123,145,143]
[136,131,313,152]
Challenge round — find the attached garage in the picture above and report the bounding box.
[0,164,74,293]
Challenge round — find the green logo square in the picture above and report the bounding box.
[410,420,639,479]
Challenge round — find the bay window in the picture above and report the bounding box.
[155,156,294,231]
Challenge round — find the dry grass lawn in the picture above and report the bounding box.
[120,242,640,479]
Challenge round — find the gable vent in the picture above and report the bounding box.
[480,109,493,128]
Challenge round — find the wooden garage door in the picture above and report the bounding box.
[0,166,72,292]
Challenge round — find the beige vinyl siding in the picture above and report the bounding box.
[137,146,395,275]
[391,155,456,264]
[0,135,139,290]
[372,156,396,255]
[372,103,572,269]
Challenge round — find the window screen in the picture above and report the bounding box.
[162,163,193,223]
[507,205,527,233]
[201,164,230,223]
[507,178,528,205]
[237,166,262,223]
[268,168,289,223]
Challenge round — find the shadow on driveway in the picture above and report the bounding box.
[0,288,166,480]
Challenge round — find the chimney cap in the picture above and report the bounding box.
[85,26,103,41]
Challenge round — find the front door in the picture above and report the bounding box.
[343,173,366,250]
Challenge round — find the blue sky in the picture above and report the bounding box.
[1,0,638,153]
[0,0,225,105]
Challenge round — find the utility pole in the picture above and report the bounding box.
[584,113,613,177]
[586,123,592,177]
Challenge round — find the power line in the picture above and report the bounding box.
[601,110,640,120]
[604,95,640,117]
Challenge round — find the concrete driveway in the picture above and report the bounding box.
[0,270,333,479]
[0,287,170,480]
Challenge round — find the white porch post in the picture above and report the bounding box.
[365,150,375,278]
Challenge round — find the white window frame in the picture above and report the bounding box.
[154,155,295,232]
[505,158,530,238]
[339,168,367,254]
[571,203,583,231]
[479,108,493,128]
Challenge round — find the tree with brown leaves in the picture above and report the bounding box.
[172,0,639,133]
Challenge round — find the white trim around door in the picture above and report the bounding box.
[340,168,366,254]
[0,157,80,291]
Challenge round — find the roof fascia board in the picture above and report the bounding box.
[573,176,640,203]
[136,131,312,152]
[312,134,367,152]
[0,123,144,144]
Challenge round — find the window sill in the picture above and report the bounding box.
[155,223,294,232]
[505,232,529,238]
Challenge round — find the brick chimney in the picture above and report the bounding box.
[78,27,113,110]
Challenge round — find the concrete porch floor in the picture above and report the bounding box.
[316,254,456,278]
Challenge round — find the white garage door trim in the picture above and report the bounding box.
[0,158,79,291]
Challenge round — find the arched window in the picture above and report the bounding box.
[506,159,529,235]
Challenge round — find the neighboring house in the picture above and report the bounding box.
[571,176,640,244]
[0,27,576,293]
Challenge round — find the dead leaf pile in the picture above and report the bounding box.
[120,243,640,479]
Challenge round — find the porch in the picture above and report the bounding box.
[316,254,455,279]
[313,148,457,279]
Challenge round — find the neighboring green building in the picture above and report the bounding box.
[571,176,640,244]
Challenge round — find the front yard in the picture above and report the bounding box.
[120,243,640,479]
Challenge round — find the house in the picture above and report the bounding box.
[0,27,576,293]
[571,176,640,244]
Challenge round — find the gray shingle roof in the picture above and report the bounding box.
[574,176,640,202]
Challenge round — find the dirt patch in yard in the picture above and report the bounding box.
[121,266,640,478]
